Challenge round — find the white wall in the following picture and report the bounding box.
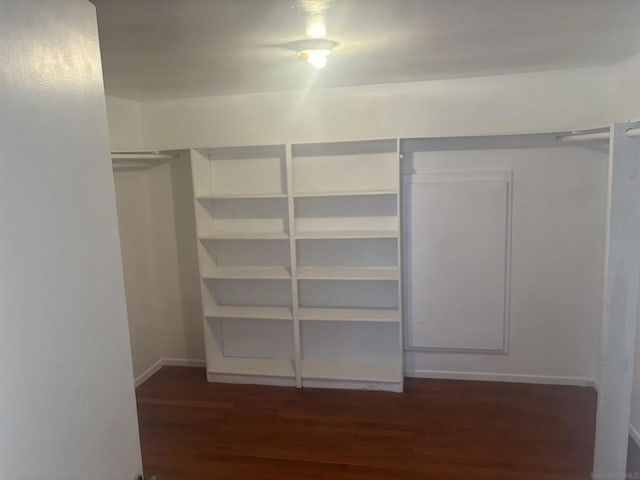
[0,2,141,479]
[105,95,144,150]
[144,160,204,365]
[112,159,205,383]
[139,66,611,149]
[404,145,608,384]
[609,53,640,124]
[113,170,163,379]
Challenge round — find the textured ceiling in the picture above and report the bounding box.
[92,0,640,100]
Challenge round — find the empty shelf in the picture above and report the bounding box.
[199,231,289,240]
[298,307,400,323]
[302,359,401,383]
[197,193,288,200]
[295,229,398,240]
[293,189,397,198]
[297,266,399,281]
[211,357,295,378]
[206,306,293,320]
[202,266,291,280]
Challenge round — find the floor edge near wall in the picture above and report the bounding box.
[135,358,206,387]
[137,364,599,389]
[405,369,598,388]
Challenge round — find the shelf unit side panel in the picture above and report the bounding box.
[286,143,302,387]
[191,149,213,197]
[191,150,220,370]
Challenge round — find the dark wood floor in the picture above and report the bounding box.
[136,367,626,480]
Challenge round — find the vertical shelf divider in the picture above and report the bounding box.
[286,143,302,388]
[395,138,404,390]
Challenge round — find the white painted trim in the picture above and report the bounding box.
[134,359,164,387]
[302,378,403,393]
[405,369,597,388]
[207,372,296,387]
[134,358,206,387]
[402,170,513,354]
[585,380,640,447]
[162,357,206,368]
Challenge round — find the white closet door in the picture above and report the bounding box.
[404,171,512,352]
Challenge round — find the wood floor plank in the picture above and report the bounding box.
[136,367,599,479]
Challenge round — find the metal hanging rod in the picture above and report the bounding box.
[111,151,176,161]
[557,127,640,143]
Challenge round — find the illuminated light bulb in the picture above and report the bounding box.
[306,49,330,69]
[295,40,337,70]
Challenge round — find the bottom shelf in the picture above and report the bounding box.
[301,359,402,383]
[209,357,295,378]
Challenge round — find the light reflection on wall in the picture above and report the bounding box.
[1,15,101,95]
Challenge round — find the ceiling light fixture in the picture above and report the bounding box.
[296,39,338,69]
[306,14,327,38]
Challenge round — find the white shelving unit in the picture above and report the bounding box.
[199,231,289,240]
[296,266,400,281]
[205,305,293,321]
[295,229,398,240]
[299,307,400,323]
[191,140,403,392]
[202,266,291,280]
[191,145,296,386]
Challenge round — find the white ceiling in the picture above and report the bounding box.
[92,0,640,100]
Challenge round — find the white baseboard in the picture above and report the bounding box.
[162,357,206,368]
[207,372,296,388]
[405,369,598,388]
[134,357,206,387]
[134,359,164,387]
[302,378,403,393]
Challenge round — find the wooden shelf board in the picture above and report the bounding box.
[205,305,293,320]
[293,189,397,198]
[297,266,399,281]
[211,357,295,378]
[202,266,291,280]
[299,307,400,323]
[301,359,401,383]
[199,231,289,240]
[295,229,398,240]
[196,193,287,200]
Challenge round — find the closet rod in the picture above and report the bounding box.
[557,127,640,143]
[557,131,610,143]
[111,152,175,161]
